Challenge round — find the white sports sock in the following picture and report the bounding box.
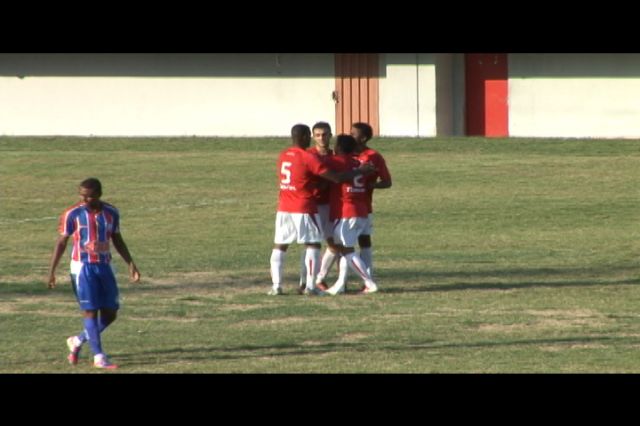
[299,250,307,287]
[304,247,320,290]
[316,249,338,283]
[270,249,286,289]
[359,247,373,278]
[331,256,349,293]
[345,252,376,288]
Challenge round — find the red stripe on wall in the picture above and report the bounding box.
[465,54,509,137]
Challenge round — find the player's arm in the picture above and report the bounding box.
[111,232,141,283]
[371,155,392,189]
[47,235,69,289]
[320,162,375,183]
[372,178,392,189]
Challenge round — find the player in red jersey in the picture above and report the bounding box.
[270,124,372,296]
[300,121,342,294]
[324,134,378,295]
[351,122,392,281]
[47,178,140,369]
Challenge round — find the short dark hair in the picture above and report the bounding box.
[312,121,332,133]
[335,134,357,154]
[291,124,311,139]
[80,177,102,197]
[352,122,373,142]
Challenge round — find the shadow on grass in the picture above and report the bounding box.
[112,334,630,367]
[1,264,638,297]
[377,265,640,294]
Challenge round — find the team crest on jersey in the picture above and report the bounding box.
[83,241,110,253]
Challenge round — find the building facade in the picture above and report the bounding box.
[1,53,638,138]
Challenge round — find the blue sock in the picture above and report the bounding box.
[83,317,103,356]
[77,317,112,344]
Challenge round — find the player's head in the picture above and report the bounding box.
[291,124,311,148]
[335,134,357,155]
[312,121,332,149]
[351,122,373,146]
[79,177,102,207]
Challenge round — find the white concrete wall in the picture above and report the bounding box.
[509,54,640,138]
[0,54,336,136]
[379,53,438,137]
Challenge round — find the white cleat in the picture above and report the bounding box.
[303,287,326,296]
[360,283,378,294]
[327,285,345,296]
[267,287,284,296]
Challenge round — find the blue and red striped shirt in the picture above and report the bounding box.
[58,202,120,264]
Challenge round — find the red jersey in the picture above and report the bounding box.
[307,146,334,205]
[356,147,391,213]
[326,155,369,220]
[277,145,330,213]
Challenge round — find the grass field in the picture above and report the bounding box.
[1,136,639,373]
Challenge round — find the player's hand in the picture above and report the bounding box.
[129,262,141,283]
[47,274,56,289]
[358,161,376,175]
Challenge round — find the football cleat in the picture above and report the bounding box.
[303,287,326,296]
[327,284,345,296]
[316,281,329,291]
[94,354,118,369]
[267,287,284,296]
[360,284,378,294]
[66,336,82,366]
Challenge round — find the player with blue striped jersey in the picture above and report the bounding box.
[47,178,140,369]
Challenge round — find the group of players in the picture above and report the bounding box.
[45,122,391,369]
[270,121,392,296]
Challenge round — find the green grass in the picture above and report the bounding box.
[1,136,639,373]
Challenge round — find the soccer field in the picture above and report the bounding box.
[1,136,639,373]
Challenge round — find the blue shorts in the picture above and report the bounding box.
[69,262,120,311]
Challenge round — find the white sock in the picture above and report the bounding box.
[316,249,338,283]
[305,247,320,290]
[332,256,349,293]
[299,250,307,287]
[270,249,286,289]
[345,252,376,288]
[359,247,373,278]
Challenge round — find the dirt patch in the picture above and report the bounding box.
[478,323,527,333]
[127,316,199,323]
[338,332,370,343]
[232,316,307,328]
[524,309,601,318]
[218,304,260,312]
[540,343,608,352]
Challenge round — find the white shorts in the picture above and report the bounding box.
[361,213,374,235]
[274,211,323,245]
[333,217,369,248]
[316,204,333,240]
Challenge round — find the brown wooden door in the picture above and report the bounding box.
[334,54,380,136]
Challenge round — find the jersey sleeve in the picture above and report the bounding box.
[305,151,330,176]
[58,209,76,236]
[374,153,392,182]
[112,209,121,233]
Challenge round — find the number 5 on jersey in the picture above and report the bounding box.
[281,161,292,184]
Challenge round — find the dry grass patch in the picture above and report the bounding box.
[338,332,370,343]
[232,316,307,328]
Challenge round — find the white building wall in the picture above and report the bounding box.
[379,53,438,137]
[509,53,640,138]
[0,54,336,136]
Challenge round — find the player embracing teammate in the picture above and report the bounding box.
[269,124,374,296]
